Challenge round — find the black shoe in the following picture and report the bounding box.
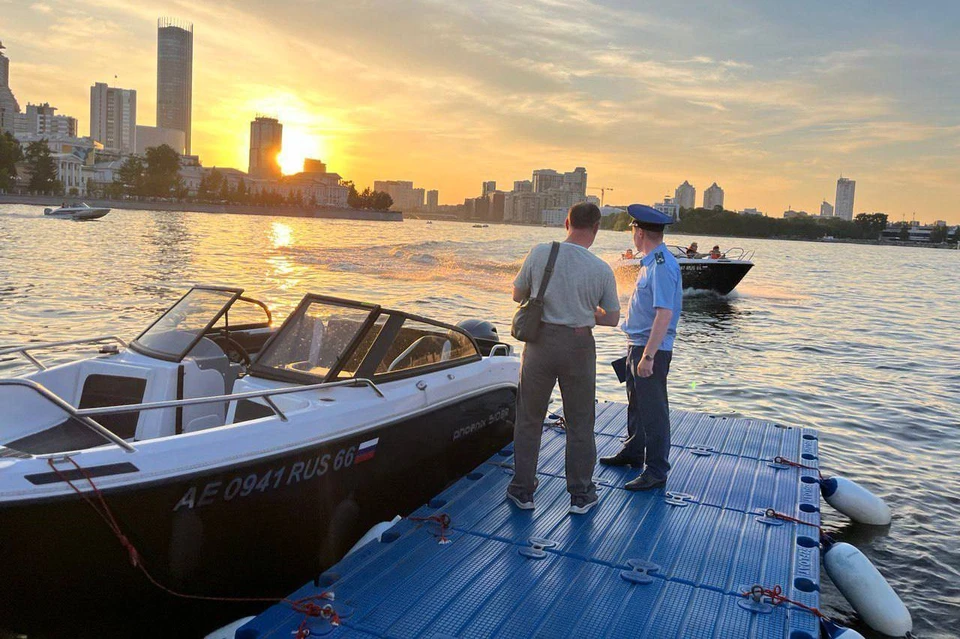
[599,450,643,468]
[624,474,667,491]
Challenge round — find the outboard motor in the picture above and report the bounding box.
[457,320,504,356]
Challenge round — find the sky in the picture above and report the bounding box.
[2,0,959,222]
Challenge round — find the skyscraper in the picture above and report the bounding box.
[675,180,696,209]
[249,116,282,179]
[157,18,193,154]
[703,182,724,210]
[426,189,439,211]
[90,82,137,154]
[0,41,21,134]
[835,177,855,221]
[820,200,834,217]
[482,180,496,196]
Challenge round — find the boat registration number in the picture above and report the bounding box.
[173,445,358,512]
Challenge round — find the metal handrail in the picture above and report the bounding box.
[0,376,386,456]
[0,379,136,453]
[489,344,512,357]
[0,335,128,371]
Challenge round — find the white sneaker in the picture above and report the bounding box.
[506,490,535,510]
[569,495,599,515]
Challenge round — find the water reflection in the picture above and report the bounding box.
[681,293,746,333]
[270,222,293,249]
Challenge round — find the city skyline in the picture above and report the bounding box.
[2,2,959,222]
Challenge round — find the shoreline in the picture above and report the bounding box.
[0,194,404,222]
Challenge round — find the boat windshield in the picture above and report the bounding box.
[131,287,242,361]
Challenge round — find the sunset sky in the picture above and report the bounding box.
[2,1,959,222]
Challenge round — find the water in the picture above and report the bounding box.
[1,206,958,638]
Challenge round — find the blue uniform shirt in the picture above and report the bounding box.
[621,242,683,350]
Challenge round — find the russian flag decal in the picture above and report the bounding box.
[355,437,379,464]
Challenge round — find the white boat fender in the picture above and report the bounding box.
[820,618,866,639]
[346,515,401,556]
[822,538,912,637]
[820,476,892,526]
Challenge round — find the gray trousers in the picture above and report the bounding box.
[623,344,672,480]
[509,323,597,501]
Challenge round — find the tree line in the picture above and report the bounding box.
[600,206,958,242]
[0,134,63,194]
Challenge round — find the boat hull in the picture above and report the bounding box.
[0,387,516,636]
[44,208,110,220]
[617,260,753,295]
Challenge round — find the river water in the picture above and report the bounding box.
[1,206,958,638]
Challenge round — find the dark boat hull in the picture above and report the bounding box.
[616,260,753,296]
[0,387,516,637]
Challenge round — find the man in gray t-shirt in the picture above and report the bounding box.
[507,202,620,515]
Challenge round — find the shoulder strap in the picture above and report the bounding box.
[534,242,561,301]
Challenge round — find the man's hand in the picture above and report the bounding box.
[595,307,620,327]
[638,356,655,378]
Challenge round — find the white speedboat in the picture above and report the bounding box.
[0,286,518,633]
[616,246,755,295]
[43,202,110,220]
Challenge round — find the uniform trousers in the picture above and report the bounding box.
[623,344,673,480]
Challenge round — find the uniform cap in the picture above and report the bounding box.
[627,204,675,225]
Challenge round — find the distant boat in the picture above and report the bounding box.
[43,203,110,221]
[616,246,754,295]
[472,224,483,228]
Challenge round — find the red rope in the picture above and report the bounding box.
[774,456,824,481]
[46,457,340,631]
[764,508,822,532]
[742,584,827,619]
[543,415,565,433]
[409,513,452,543]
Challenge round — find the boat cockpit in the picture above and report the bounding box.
[0,287,510,458]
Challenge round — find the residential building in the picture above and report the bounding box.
[426,189,438,211]
[248,116,282,179]
[586,195,601,206]
[0,41,20,134]
[675,180,696,209]
[15,134,102,194]
[541,208,567,226]
[703,182,724,210]
[513,180,532,193]
[374,180,424,211]
[504,191,543,224]
[482,180,496,197]
[157,18,193,154]
[487,191,505,222]
[820,200,834,218]
[303,158,326,173]
[532,169,563,193]
[783,209,809,219]
[835,177,855,221]
[653,196,680,222]
[562,167,587,196]
[739,207,764,216]
[136,125,185,154]
[90,82,137,154]
[15,103,77,137]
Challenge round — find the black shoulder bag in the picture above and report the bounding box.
[511,241,560,343]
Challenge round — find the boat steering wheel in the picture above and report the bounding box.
[216,334,252,367]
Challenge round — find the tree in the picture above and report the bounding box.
[236,177,247,202]
[116,156,145,195]
[371,190,393,210]
[24,140,62,194]
[143,144,182,197]
[347,183,362,208]
[854,213,888,240]
[0,132,22,190]
[929,225,949,244]
[898,225,910,241]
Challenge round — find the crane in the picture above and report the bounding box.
[587,186,613,207]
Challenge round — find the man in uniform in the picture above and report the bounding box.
[600,204,682,490]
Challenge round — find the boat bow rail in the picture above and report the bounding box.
[0,335,129,371]
[0,377,386,458]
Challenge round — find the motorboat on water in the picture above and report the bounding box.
[43,202,110,220]
[0,286,519,632]
[615,245,755,295]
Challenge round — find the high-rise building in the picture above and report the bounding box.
[90,82,137,154]
[703,182,724,210]
[157,18,193,154]
[563,167,587,196]
[374,180,425,211]
[0,41,21,134]
[16,103,77,137]
[835,177,855,221]
[248,116,282,179]
[426,189,438,211]
[513,180,532,193]
[654,196,680,222]
[532,169,563,193]
[303,158,327,174]
[482,180,496,197]
[820,200,834,217]
[675,180,696,209]
[136,125,185,154]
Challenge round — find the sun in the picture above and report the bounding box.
[277,125,326,175]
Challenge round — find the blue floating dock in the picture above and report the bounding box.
[237,403,823,639]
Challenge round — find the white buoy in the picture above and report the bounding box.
[822,540,912,637]
[346,515,401,556]
[820,619,866,639]
[820,476,891,526]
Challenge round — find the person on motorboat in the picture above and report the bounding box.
[685,242,699,258]
[622,248,635,260]
[709,245,722,259]
[508,202,621,516]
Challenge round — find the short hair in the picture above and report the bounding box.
[568,202,601,229]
